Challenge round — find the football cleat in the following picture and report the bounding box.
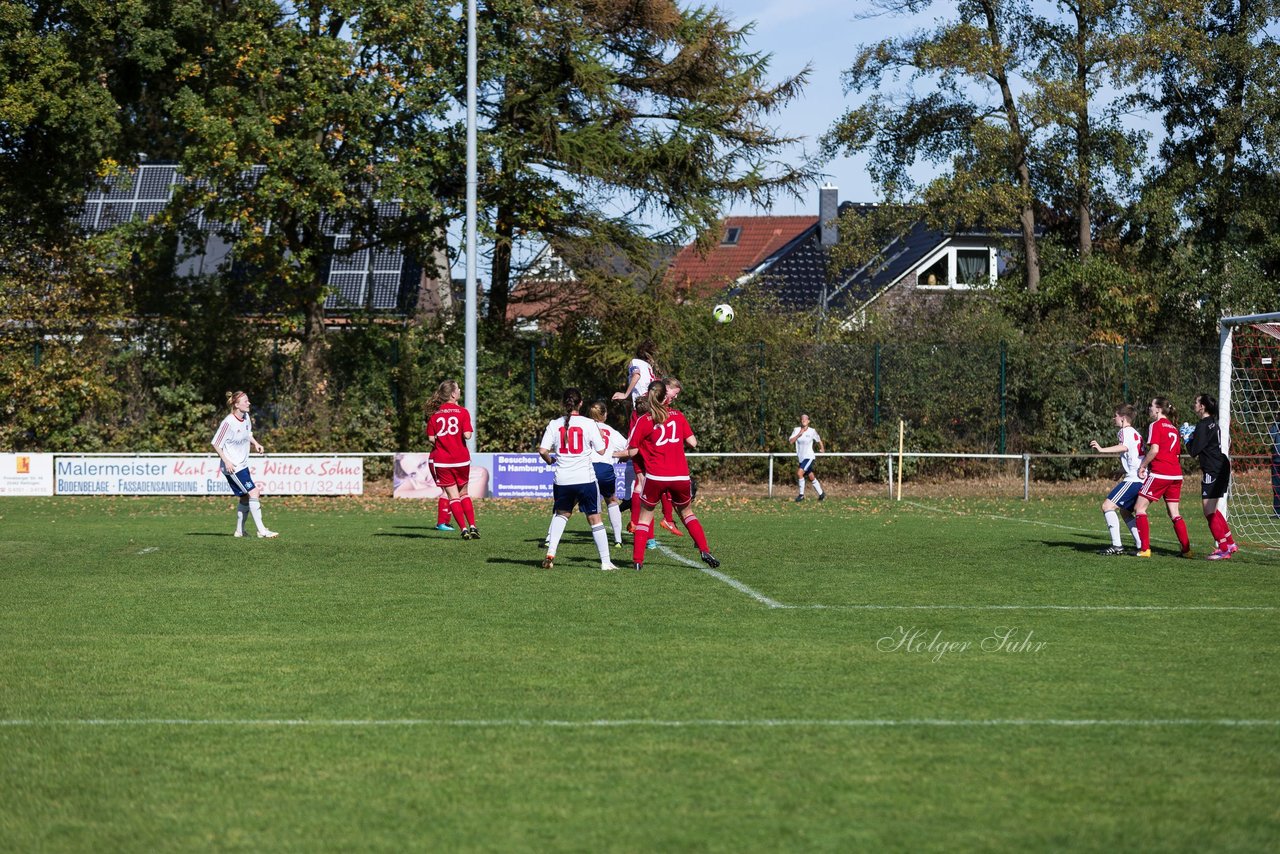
[234,530,245,538]
[1135,549,1152,558]
[461,528,472,540]
[699,550,720,569]
[1097,545,1127,556]
[1180,548,1194,559]
[1224,543,1240,555]
[1206,549,1232,561]
[436,523,454,532]
[632,562,644,571]
[659,519,684,537]
[794,495,804,503]
[468,526,480,540]
[600,562,619,571]
[541,555,555,569]
[257,530,279,539]
[646,538,657,550]
[817,492,826,502]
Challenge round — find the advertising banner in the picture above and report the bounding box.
[489,454,631,500]
[0,453,55,496]
[53,456,363,496]
[393,452,493,499]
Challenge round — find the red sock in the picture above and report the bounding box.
[662,493,675,525]
[1172,516,1190,552]
[436,497,450,526]
[461,497,476,527]
[632,522,651,565]
[1136,514,1150,550]
[682,514,709,552]
[449,499,467,530]
[1211,511,1234,547]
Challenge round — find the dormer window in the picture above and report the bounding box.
[721,227,741,245]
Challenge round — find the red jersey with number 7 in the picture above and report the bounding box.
[427,402,472,467]
[1145,416,1183,478]
[627,410,693,481]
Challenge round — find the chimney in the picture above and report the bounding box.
[819,184,838,247]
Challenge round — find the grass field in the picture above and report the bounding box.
[2,493,1278,852]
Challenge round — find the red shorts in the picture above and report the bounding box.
[639,477,692,509]
[1140,476,1182,503]
[434,464,470,490]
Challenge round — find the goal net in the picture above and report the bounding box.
[1220,312,1280,548]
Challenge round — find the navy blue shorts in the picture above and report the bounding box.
[1106,480,1141,511]
[594,462,616,500]
[553,481,599,515]
[224,467,256,497]
[799,457,816,475]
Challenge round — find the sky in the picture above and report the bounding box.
[723,0,897,217]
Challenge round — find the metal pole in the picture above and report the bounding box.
[463,0,478,452]
[1023,453,1030,501]
[873,342,881,427]
[886,453,893,498]
[999,341,1007,455]
[767,454,773,497]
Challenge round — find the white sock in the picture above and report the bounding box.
[1126,516,1141,547]
[236,501,249,534]
[249,499,267,533]
[797,479,805,495]
[607,503,623,544]
[1103,509,1122,547]
[591,523,610,564]
[546,514,569,556]
[813,478,824,496]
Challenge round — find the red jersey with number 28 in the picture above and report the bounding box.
[1145,416,1183,478]
[427,402,472,467]
[627,410,694,481]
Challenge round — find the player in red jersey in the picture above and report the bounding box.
[425,379,479,539]
[1133,396,1191,558]
[624,380,719,571]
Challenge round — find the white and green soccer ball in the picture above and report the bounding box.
[713,303,735,324]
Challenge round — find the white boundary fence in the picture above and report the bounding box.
[0,451,1138,501]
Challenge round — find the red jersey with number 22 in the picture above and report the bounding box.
[428,402,472,467]
[627,410,693,481]
[1145,416,1183,478]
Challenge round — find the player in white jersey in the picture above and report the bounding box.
[537,388,617,571]
[588,400,630,547]
[788,413,826,502]
[211,390,278,538]
[1089,402,1142,555]
[611,340,660,532]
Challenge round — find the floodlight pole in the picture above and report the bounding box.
[464,0,478,452]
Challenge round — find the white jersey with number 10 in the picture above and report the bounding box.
[540,415,605,486]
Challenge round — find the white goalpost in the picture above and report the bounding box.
[1219,311,1280,548]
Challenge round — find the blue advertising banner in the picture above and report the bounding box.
[490,454,633,500]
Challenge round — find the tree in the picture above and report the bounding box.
[164,0,459,400]
[464,0,815,328]
[1025,0,1147,258]
[1133,0,1280,280]
[824,0,1044,291]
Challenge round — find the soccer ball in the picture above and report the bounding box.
[713,303,735,323]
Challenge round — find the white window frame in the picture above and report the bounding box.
[914,244,998,290]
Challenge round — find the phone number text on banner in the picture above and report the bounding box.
[54,456,364,496]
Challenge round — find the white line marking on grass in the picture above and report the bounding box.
[654,542,786,608]
[136,547,158,555]
[1,718,1277,728]
[903,501,1099,535]
[654,521,1275,613]
[786,604,1277,612]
